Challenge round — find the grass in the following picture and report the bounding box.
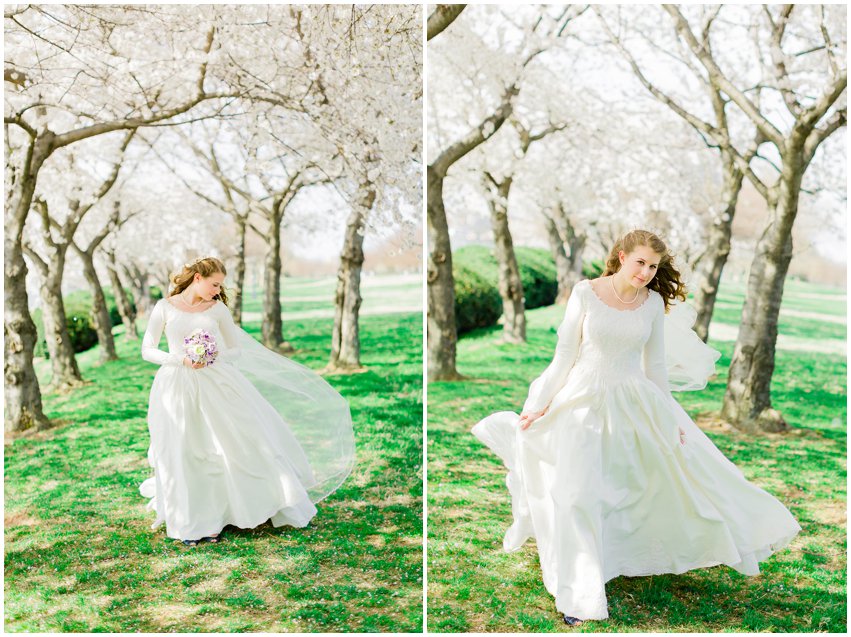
[239,275,422,316]
[4,279,423,633]
[427,277,846,632]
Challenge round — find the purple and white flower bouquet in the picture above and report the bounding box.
[183,329,218,367]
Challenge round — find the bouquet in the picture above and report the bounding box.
[183,329,218,367]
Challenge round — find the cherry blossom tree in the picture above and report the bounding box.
[427,5,583,379]
[22,132,134,389]
[218,4,422,369]
[5,5,238,431]
[658,4,845,432]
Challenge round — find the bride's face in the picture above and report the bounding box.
[618,246,662,288]
[194,272,225,300]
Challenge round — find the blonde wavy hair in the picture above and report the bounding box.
[602,230,686,313]
[168,257,229,306]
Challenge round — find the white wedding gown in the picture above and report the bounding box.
[472,279,801,620]
[140,298,326,541]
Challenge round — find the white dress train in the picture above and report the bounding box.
[472,279,801,620]
[139,298,351,541]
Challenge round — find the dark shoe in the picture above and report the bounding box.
[182,539,199,547]
[200,532,221,544]
[563,615,584,626]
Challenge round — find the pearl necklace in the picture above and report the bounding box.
[610,274,639,304]
[180,290,204,307]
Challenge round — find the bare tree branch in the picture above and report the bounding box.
[427,4,466,41]
[662,4,786,147]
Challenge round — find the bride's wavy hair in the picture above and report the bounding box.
[168,257,229,306]
[602,229,686,313]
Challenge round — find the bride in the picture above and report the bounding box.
[140,256,354,546]
[473,229,801,625]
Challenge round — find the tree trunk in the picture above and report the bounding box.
[546,207,585,304]
[485,175,525,343]
[691,156,743,342]
[77,249,118,363]
[561,210,586,299]
[105,251,138,339]
[32,251,85,391]
[5,236,49,431]
[544,216,571,304]
[261,211,292,352]
[427,166,463,381]
[329,191,372,371]
[5,135,54,432]
[721,162,804,433]
[427,87,519,381]
[231,218,247,326]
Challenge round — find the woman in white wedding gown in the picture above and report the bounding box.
[140,257,354,546]
[472,230,801,625]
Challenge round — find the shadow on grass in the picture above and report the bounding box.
[5,312,423,633]
[427,283,846,633]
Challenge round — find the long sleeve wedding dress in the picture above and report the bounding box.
[140,298,354,542]
[472,278,800,620]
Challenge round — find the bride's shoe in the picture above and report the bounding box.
[563,614,584,626]
[200,532,221,544]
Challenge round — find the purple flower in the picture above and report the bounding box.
[183,329,219,367]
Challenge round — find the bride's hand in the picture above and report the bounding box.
[519,408,548,431]
[182,357,206,370]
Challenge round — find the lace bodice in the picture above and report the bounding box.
[523,279,669,413]
[141,298,242,367]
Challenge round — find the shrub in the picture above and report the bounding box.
[453,259,502,334]
[453,245,561,334]
[32,305,97,358]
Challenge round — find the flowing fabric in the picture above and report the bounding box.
[664,299,722,391]
[471,279,801,620]
[139,298,354,541]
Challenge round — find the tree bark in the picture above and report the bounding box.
[690,155,742,342]
[563,218,586,296]
[427,5,466,40]
[4,133,54,431]
[122,262,153,317]
[261,206,292,352]
[231,217,247,326]
[23,242,84,391]
[484,173,525,343]
[544,205,586,304]
[76,248,118,363]
[105,250,138,339]
[427,166,463,381]
[721,158,803,433]
[545,216,571,304]
[329,186,374,371]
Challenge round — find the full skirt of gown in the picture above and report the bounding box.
[472,280,801,620]
[140,360,318,541]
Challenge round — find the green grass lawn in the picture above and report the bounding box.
[427,279,846,633]
[5,298,423,631]
[239,275,422,316]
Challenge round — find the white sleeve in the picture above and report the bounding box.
[141,301,183,367]
[522,283,586,414]
[216,302,242,363]
[642,294,671,397]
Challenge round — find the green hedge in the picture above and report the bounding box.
[453,245,599,335]
[454,245,558,334]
